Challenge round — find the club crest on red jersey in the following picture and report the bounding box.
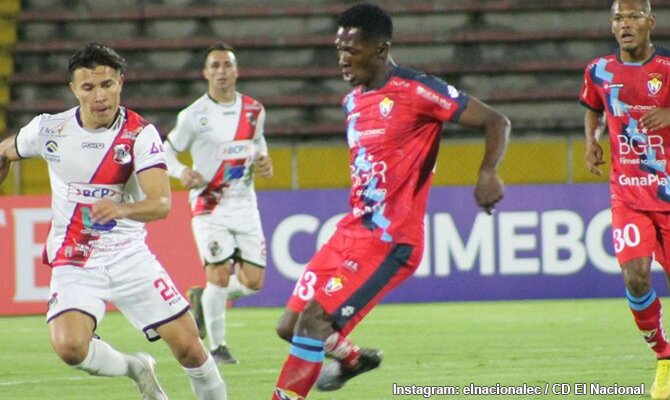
[379,96,394,118]
[246,112,257,127]
[324,276,344,295]
[648,74,663,96]
[113,144,132,164]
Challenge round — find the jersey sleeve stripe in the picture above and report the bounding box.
[136,163,167,174]
[165,138,185,153]
[14,132,25,159]
[579,99,603,113]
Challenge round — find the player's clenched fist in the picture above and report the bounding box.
[180,168,206,189]
[91,198,127,224]
[474,170,504,215]
[585,140,605,176]
[256,154,273,179]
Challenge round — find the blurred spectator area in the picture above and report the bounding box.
[3,0,665,194]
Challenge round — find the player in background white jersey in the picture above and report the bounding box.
[0,43,227,400]
[165,43,273,365]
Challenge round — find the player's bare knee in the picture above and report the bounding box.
[206,262,232,286]
[237,263,265,290]
[52,338,89,366]
[209,276,231,287]
[276,318,294,342]
[245,277,264,291]
[174,338,208,368]
[623,260,652,296]
[276,309,300,342]
[626,275,652,297]
[295,301,334,340]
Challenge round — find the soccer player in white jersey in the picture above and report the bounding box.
[165,43,273,365]
[0,43,227,400]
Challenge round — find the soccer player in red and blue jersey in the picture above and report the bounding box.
[581,1,670,398]
[271,4,510,399]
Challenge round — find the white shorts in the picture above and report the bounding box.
[46,242,189,341]
[191,211,266,267]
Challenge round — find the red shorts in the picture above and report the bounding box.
[286,229,422,336]
[611,200,670,272]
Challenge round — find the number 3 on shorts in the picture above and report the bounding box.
[613,223,641,253]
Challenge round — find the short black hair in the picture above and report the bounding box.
[204,43,236,65]
[338,3,393,41]
[68,42,127,77]
[611,0,652,13]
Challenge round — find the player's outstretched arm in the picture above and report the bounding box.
[91,167,171,224]
[584,109,606,176]
[0,134,21,185]
[456,96,511,214]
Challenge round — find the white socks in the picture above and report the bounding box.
[183,354,228,400]
[76,338,227,400]
[75,338,133,376]
[203,274,260,350]
[227,274,259,301]
[202,281,229,350]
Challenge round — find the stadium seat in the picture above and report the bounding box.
[0,0,18,140]
[7,88,576,114]
[6,0,670,194]
[0,85,8,107]
[0,0,19,15]
[0,52,12,78]
[0,24,16,48]
[16,0,670,23]
[14,29,670,55]
[9,59,586,85]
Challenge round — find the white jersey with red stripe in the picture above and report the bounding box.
[166,92,267,216]
[16,107,167,267]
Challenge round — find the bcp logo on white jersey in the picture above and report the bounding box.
[217,140,252,161]
[67,183,124,204]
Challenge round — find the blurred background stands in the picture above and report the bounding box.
[5,0,670,194]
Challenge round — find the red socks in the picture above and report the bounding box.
[324,332,361,370]
[627,289,670,358]
[272,336,324,400]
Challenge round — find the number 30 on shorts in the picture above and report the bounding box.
[612,223,641,253]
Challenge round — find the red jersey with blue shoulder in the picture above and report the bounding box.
[336,65,469,245]
[580,48,670,211]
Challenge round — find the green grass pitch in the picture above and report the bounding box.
[0,299,655,399]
